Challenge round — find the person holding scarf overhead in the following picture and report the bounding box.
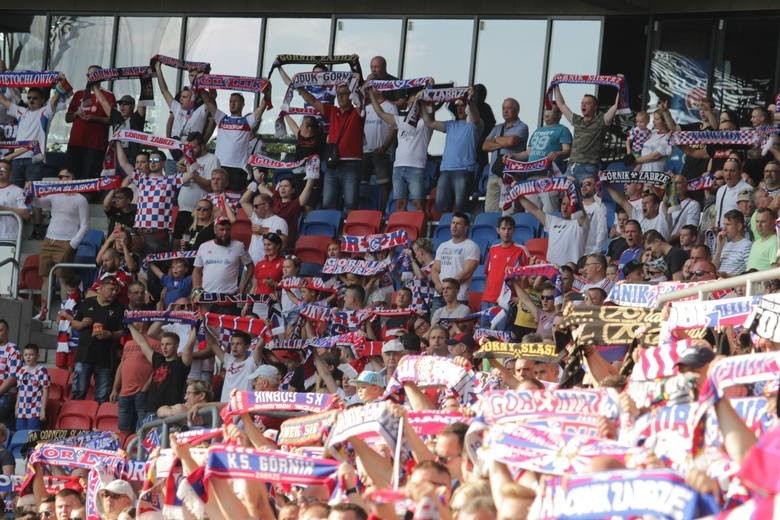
[421,87,482,213]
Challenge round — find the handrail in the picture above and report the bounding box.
[655,267,780,308]
[131,405,223,460]
[0,258,19,299]
[0,210,23,297]
[44,262,100,325]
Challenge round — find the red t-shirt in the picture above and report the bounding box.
[254,257,284,294]
[272,192,301,241]
[323,104,364,160]
[119,338,159,396]
[67,89,115,150]
[483,243,530,302]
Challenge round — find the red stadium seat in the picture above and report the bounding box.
[294,235,332,264]
[58,415,93,429]
[343,210,382,236]
[47,384,63,402]
[231,220,253,248]
[48,368,70,401]
[385,211,426,242]
[95,415,118,431]
[468,291,483,313]
[45,399,61,429]
[56,399,99,429]
[524,238,548,261]
[18,254,43,303]
[96,401,118,422]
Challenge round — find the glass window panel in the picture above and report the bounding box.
[261,18,332,135]
[649,19,714,125]
[474,19,547,135]
[115,17,181,137]
[185,18,263,125]
[403,19,474,155]
[0,15,47,71]
[48,16,115,146]
[547,19,603,131]
[333,18,403,77]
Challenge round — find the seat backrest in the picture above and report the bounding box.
[473,212,501,227]
[345,210,382,231]
[96,401,119,419]
[467,291,483,313]
[295,235,332,264]
[58,415,93,430]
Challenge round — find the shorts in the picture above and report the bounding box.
[362,151,392,185]
[39,238,76,280]
[392,166,425,200]
[55,350,76,370]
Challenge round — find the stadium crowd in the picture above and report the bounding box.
[0,49,778,520]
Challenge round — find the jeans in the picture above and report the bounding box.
[565,162,599,186]
[435,170,469,212]
[16,417,42,430]
[71,362,112,403]
[118,392,147,433]
[392,166,425,201]
[323,160,361,210]
[11,158,42,187]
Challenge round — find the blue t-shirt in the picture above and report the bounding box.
[441,120,480,172]
[528,124,573,162]
[162,274,193,308]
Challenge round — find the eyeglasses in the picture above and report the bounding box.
[195,207,211,212]
[149,158,162,163]
[39,512,54,518]
[691,270,714,278]
[541,295,555,301]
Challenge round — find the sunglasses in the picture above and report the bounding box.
[195,207,211,212]
[0,167,9,172]
[541,295,555,301]
[436,454,461,464]
[149,157,162,163]
[690,270,713,277]
[101,491,125,499]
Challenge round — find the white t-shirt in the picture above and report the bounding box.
[248,213,289,263]
[632,205,671,240]
[715,181,752,228]
[0,183,26,241]
[194,239,253,293]
[669,197,701,236]
[545,213,587,267]
[583,199,608,255]
[170,101,208,138]
[431,303,471,326]
[220,352,258,402]
[9,102,55,160]
[639,131,672,172]
[214,110,257,168]
[35,193,89,249]
[393,114,433,169]
[363,101,398,153]
[435,238,481,300]
[178,153,220,211]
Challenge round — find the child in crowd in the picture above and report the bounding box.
[15,344,50,430]
[625,111,651,160]
[149,258,193,309]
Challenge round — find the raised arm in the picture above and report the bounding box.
[205,325,225,363]
[298,177,315,207]
[199,89,217,117]
[517,196,547,227]
[252,91,268,121]
[180,327,196,366]
[604,183,633,215]
[466,87,481,127]
[129,326,155,363]
[421,101,445,132]
[154,62,174,107]
[297,87,325,116]
[239,184,255,218]
[277,65,292,86]
[513,280,539,317]
[0,89,12,110]
[92,84,113,117]
[114,140,134,176]
[367,88,398,127]
[603,90,620,125]
[553,86,574,123]
[284,114,299,135]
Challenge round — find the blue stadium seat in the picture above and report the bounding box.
[469,224,498,244]
[10,430,33,459]
[603,199,617,232]
[74,229,105,263]
[300,210,342,237]
[470,264,487,292]
[358,184,383,211]
[512,227,535,245]
[512,212,541,236]
[473,212,501,228]
[473,164,490,197]
[299,262,322,277]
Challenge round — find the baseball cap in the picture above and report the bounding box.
[353,370,385,388]
[447,332,476,351]
[382,339,404,354]
[248,364,280,380]
[736,189,753,203]
[675,345,715,369]
[215,216,231,225]
[117,95,135,105]
[99,479,136,501]
[399,332,421,353]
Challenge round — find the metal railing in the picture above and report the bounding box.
[655,267,780,308]
[0,210,23,297]
[44,262,99,325]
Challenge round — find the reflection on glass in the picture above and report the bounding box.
[474,19,547,134]
[262,18,332,135]
[48,16,115,145]
[334,19,403,77]
[115,17,182,137]
[186,18,263,123]
[0,15,47,71]
[404,19,474,154]
[547,19,602,131]
[649,20,713,125]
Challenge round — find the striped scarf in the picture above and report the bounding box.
[150,54,211,73]
[267,54,361,77]
[28,175,121,200]
[0,71,72,94]
[546,73,630,113]
[341,230,409,253]
[405,87,470,127]
[501,176,580,212]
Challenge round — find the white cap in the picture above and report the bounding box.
[248,364,280,380]
[382,339,404,354]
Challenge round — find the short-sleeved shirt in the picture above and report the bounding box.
[323,104,364,160]
[119,338,158,396]
[435,238,481,300]
[441,120,480,172]
[170,101,208,139]
[162,275,193,308]
[214,110,257,168]
[220,353,258,402]
[627,127,651,154]
[178,153,220,212]
[132,172,184,230]
[486,120,529,171]
[0,183,27,241]
[15,364,49,418]
[483,243,530,302]
[545,214,587,267]
[662,247,687,276]
[528,124,573,163]
[248,213,289,263]
[639,131,672,172]
[146,353,190,412]
[9,102,55,160]
[719,238,752,275]
[394,114,433,169]
[272,193,302,242]
[569,113,608,164]
[66,89,115,150]
[194,239,253,294]
[74,297,125,368]
[254,257,284,294]
[747,235,779,271]
[363,100,398,153]
[0,342,20,387]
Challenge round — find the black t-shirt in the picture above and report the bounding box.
[75,297,125,368]
[146,352,190,412]
[105,204,137,234]
[174,222,216,250]
[296,132,326,160]
[607,237,628,262]
[663,246,687,277]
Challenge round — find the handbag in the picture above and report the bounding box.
[490,124,506,176]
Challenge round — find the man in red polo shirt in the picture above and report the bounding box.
[482,216,529,328]
[298,83,364,211]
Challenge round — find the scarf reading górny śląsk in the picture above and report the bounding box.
[545,73,630,113]
[101,128,195,176]
[86,66,155,106]
[501,176,581,212]
[275,71,361,135]
[404,86,470,127]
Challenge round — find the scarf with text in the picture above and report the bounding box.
[197,292,276,306]
[277,410,339,447]
[247,153,320,176]
[123,310,200,327]
[144,250,198,263]
[502,156,561,179]
[366,77,434,94]
[405,86,470,127]
[385,355,477,406]
[220,390,338,421]
[0,71,72,94]
[504,263,561,282]
[632,339,693,381]
[326,401,400,455]
[172,428,222,447]
[473,327,514,344]
[535,468,720,520]
[668,127,780,148]
[192,74,272,108]
[269,331,367,353]
[668,296,760,332]
[267,54,362,77]
[545,73,630,113]
[150,54,211,73]
[687,174,716,191]
[102,128,194,176]
[203,313,271,342]
[278,276,339,293]
[322,257,389,276]
[561,305,661,346]
[606,281,733,308]
[0,139,41,155]
[473,341,557,360]
[341,230,409,253]
[86,66,154,106]
[599,169,671,187]
[28,175,121,200]
[699,352,780,405]
[407,411,471,437]
[206,444,340,486]
[744,293,780,343]
[501,176,580,212]
[278,70,361,124]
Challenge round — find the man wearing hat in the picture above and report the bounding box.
[675,344,715,381]
[381,338,407,377]
[250,364,281,392]
[447,332,476,362]
[108,94,146,171]
[352,370,385,403]
[96,479,136,520]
